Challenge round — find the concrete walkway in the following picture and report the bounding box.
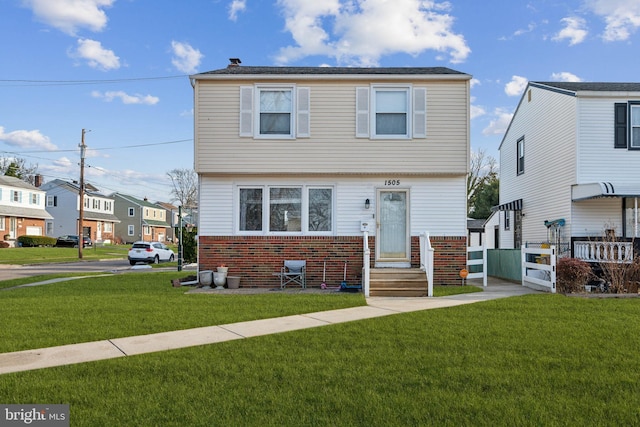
[0,279,536,375]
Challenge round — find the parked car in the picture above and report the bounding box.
[128,241,175,265]
[55,235,92,248]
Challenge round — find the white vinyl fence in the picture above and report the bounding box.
[521,245,556,293]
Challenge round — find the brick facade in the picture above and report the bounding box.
[198,235,466,288]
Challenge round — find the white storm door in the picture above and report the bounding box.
[376,189,410,264]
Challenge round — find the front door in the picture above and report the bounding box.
[9,217,16,239]
[376,189,410,267]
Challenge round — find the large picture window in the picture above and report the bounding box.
[270,188,301,231]
[238,185,333,234]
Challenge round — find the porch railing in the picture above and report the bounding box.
[362,231,370,297]
[419,232,434,297]
[573,241,633,263]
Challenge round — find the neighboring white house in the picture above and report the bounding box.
[0,175,52,240]
[498,81,640,258]
[191,60,472,288]
[41,179,120,243]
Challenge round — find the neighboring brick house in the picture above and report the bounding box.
[40,179,119,243]
[191,60,471,289]
[0,175,52,241]
[112,193,171,244]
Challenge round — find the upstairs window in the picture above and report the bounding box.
[240,85,310,139]
[631,104,640,148]
[517,136,525,175]
[260,89,292,135]
[614,102,640,149]
[374,89,408,136]
[356,85,426,139]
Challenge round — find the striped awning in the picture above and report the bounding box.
[572,182,640,201]
[492,198,522,212]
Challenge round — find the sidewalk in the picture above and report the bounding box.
[0,278,536,375]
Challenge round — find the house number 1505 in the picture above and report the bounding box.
[385,180,400,186]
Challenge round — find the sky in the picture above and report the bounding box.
[2,0,640,204]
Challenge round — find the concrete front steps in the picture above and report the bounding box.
[369,268,428,297]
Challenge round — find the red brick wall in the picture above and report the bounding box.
[199,235,466,288]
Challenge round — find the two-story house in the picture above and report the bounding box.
[156,202,179,242]
[112,193,170,244]
[40,179,120,243]
[0,175,52,241]
[191,60,471,289]
[498,82,640,258]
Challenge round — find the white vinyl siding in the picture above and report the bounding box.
[577,98,640,183]
[195,80,468,175]
[499,85,576,245]
[199,176,466,237]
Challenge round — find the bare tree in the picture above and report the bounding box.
[167,168,197,207]
[467,149,498,217]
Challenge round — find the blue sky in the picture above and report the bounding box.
[2,0,640,203]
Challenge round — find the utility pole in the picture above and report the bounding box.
[78,129,87,259]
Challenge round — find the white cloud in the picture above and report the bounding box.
[171,41,203,74]
[505,75,528,97]
[482,108,513,136]
[514,22,536,36]
[553,17,588,45]
[586,0,640,41]
[0,126,58,151]
[70,38,120,70]
[470,104,486,120]
[275,0,470,66]
[550,72,583,82]
[229,0,247,21]
[92,90,160,105]
[21,0,113,36]
[470,78,480,88]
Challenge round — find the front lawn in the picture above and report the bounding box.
[0,245,130,265]
[0,291,638,426]
[0,272,367,352]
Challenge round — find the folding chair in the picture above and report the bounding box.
[279,260,306,289]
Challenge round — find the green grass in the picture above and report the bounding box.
[1,291,639,426]
[0,272,367,352]
[0,272,113,290]
[0,245,130,265]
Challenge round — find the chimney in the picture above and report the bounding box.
[229,58,241,67]
[34,174,43,187]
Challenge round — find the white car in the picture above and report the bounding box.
[128,241,175,265]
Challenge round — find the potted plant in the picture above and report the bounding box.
[217,264,229,274]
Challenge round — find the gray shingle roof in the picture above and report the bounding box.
[0,175,40,191]
[532,82,640,92]
[196,66,468,76]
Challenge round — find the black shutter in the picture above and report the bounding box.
[53,196,57,207]
[614,103,627,148]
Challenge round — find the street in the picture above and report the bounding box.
[0,260,191,282]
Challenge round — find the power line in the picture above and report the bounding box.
[0,138,192,155]
[0,75,188,87]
